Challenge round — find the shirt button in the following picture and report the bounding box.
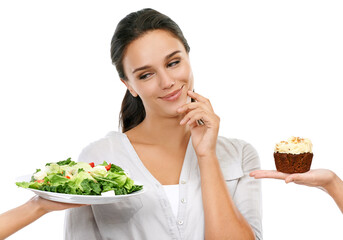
[178,220,184,225]
[181,198,187,203]
[180,179,186,184]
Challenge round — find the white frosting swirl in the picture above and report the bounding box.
[274,136,313,154]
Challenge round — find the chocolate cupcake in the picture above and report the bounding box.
[274,137,313,173]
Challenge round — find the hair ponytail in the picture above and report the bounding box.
[119,90,146,132]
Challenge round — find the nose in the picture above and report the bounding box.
[158,70,175,89]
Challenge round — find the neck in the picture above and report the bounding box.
[128,113,191,147]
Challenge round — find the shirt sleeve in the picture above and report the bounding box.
[76,138,111,165]
[233,142,263,240]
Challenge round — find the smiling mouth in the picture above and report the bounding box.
[160,86,184,101]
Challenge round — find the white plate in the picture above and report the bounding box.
[16,174,145,205]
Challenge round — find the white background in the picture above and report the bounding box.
[1,0,342,239]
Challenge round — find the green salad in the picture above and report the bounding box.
[16,158,143,195]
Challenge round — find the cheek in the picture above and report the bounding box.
[187,71,194,91]
[172,64,193,86]
[133,81,161,104]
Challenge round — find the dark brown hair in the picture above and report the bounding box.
[110,8,190,132]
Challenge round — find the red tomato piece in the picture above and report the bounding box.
[105,163,111,171]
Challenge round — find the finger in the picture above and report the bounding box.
[285,173,308,184]
[180,109,208,125]
[188,120,200,129]
[185,111,208,126]
[250,170,275,177]
[181,107,219,128]
[285,175,294,183]
[64,203,89,208]
[250,170,290,180]
[187,91,212,108]
[249,170,261,177]
[177,102,206,114]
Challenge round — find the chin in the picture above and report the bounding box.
[169,98,190,117]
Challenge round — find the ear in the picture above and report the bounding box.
[121,79,138,97]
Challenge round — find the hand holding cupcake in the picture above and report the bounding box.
[250,137,343,213]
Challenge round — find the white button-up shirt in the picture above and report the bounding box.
[64,131,262,240]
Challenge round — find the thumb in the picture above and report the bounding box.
[285,176,293,184]
[285,174,302,184]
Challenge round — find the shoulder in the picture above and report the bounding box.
[78,131,126,162]
[216,136,260,177]
[83,131,123,149]
[216,136,255,158]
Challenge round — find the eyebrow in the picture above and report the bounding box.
[132,50,182,74]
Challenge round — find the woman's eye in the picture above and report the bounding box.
[167,60,180,68]
[139,73,152,80]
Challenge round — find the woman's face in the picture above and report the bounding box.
[122,29,194,119]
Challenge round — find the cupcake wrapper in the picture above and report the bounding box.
[274,152,313,174]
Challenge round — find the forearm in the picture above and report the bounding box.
[324,173,343,213]
[199,155,255,240]
[0,200,47,239]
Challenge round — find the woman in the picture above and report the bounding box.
[64,8,262,240]
[250,169,343,213]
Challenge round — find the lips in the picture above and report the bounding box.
[160,86,183,101]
